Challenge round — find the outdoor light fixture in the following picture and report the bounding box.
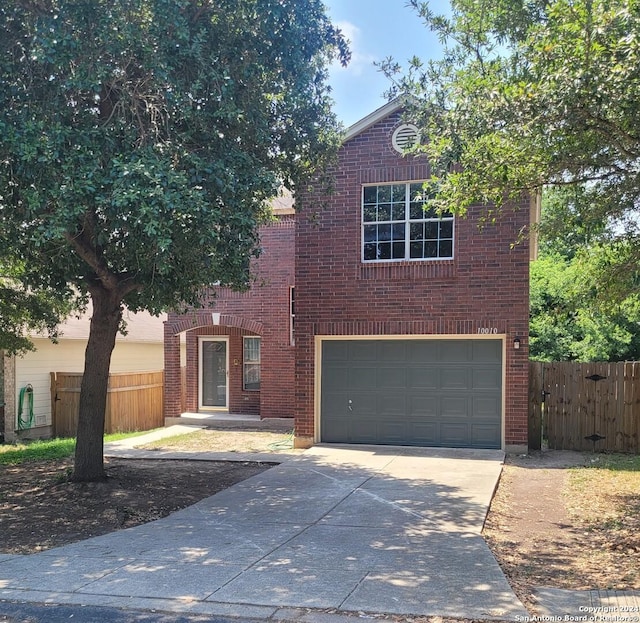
[513,337,521,350]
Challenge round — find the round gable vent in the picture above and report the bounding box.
[392,123,420,153]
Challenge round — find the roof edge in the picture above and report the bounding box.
[343,98,404,142]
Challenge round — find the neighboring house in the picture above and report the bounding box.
[164,100,532,452]
[1,308,172,442]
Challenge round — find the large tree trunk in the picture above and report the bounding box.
[72,286,122,482]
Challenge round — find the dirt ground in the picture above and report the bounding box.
[0,457,271,555]
[1,434,639,619]
[483,450,640,612]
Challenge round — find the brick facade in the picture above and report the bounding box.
[294,108,530,450]
[164,215,295,420]
[164,103,530,451]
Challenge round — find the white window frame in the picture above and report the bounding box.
[361,181,454,263]
[289,286,295,346]
[243,336,261,391]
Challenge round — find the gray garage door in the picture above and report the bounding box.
[320,339,502,448]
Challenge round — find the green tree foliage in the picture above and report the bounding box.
[530,188,640,362]
[0,259,72,355]
[383,0,640,224]
[0,0,348,480]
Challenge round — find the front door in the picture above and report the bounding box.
[199,338,228,409]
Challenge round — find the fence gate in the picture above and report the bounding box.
[531,361,640,453]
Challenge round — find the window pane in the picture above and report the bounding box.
[425,222,438,240]
[377,185,391,202]
[378,224,391,241]
[392,223,405,240]
[439,240,453,257]
[409,182,425,198]
[391,201,405,221]
[363,224,377,242]
[409,201,425,220]
[392,242,405,258]
[363,243,377,260]
[410,222,423,240]
[378,203,391,221]
[378,242,391,259]
[440,220,453,239]
[363,205,377,222]
[244,337,260,362]
[410,241,424,258]
[244,363,260,391]
[363,186,377,204]
[391,184,406,201]
[425,241,438,257]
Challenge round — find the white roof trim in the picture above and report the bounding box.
[344,99,404,142]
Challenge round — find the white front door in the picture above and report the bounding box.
[199,338,228,409]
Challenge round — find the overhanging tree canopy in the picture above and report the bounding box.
[0,0,348,480]
[383,0,640,225]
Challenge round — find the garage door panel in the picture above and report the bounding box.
[440,396,469,417]
[408,395,439,416]
[348,366,379,390]
[349,393,377,415]
[378,341,407,361]
[378,421,408,444]
[408,422,439,445]
[323,367,350,391]
[473,367,501,389]
[440,341,470,362]
[350,341,378,361]
[440,367,470,389]
[323,341,349,362]
[408,368,438,390]
[409,341,439,362]
[472,396,501,418]
[321,339,502,448]
[440,422,470,447]
[472,424,501,448]
[378,367,407,389]
[473,340,502,361]
[378,393,407,416]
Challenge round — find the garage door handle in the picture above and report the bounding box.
[348,399,353,411]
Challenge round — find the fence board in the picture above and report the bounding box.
[51,371,163,437]
[528,362,543,450]
[535,361,640,453]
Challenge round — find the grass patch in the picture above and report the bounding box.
[0,429,160,466]
[567,453,640,557]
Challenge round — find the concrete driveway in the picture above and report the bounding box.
[0,445,528,619]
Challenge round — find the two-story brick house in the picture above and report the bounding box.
[163,100,531,452]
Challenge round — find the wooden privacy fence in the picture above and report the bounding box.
[529,361,640,453]
[51,370,164,438]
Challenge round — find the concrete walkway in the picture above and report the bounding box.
[4,428,636,621]
[0,431,528,620]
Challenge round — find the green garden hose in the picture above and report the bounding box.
[267,429,294,451]
[18,384,34,431]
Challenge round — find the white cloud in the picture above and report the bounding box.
[331,20,378,77]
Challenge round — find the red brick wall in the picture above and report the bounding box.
[165,215,295,419]
[294,110,530,448]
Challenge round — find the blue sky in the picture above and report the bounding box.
[323,0,450,128]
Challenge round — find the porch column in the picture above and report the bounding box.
[163,324,182,419]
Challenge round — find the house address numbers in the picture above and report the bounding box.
[477,327,499,334]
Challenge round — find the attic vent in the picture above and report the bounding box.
[392,124,420,153]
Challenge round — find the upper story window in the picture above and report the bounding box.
[362,182,454,262]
